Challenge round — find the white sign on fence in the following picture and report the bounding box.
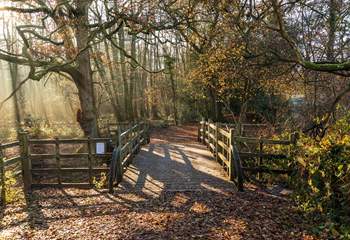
[96,142,105,154]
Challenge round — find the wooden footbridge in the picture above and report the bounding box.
[0,120,298,203]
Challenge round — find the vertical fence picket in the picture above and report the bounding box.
[258,137,263,180]
[0,144,5,205]
[55,137,61,185]
[229,129,234,181]
[19,132,31,194]
[87,137,93,186]
[215,122,218,163]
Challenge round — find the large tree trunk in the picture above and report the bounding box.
[75,0,98,137]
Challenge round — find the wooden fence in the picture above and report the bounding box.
[0,122,150,203]
[198,120,297,191]
[0,141,22,204]
[108,122,150,193]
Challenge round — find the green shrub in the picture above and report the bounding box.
[93,172,107,189]
[293,113,350,238]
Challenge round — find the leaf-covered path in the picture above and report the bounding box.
[1,126,321,239]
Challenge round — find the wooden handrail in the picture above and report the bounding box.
[198,120,297,191]
[108,122,150,193]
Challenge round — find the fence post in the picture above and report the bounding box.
[201,118,205,144]
[87,137,93,186]
[257,137,263,180]
[136,123,141,153]
[116,129,123,184]
[215,122,218,162]
[289,132,299,158]
[55,137,61,185]
[228,129,234,181]
[208,119,212,148]
[19,131,31,195]
[229,129,244,191]
[0,144,5,205]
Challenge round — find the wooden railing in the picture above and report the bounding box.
[108,122,150,193]
[0,140,22,204]
[27,136,114,189]
[198,120,297,191]
[0,122,150,202]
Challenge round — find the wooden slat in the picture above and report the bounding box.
[217,152,229,166]
[3,156,21,167]
[31,167,108,173]
[218,128,230,138]
[209,143,215,151]
[29,139,56,144]
[93,153,112,157]
[60,153,89,158]
[208,133,215,140]
[29,153,55,159]
[217,140,229,150]
[233,136,291,145]
[32,183,92,188]
[239,152,287,159]
[56,139,88,144]
[242,167,293,174]
[1,141,20,149]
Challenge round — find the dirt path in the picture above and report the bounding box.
[0,125,322,240]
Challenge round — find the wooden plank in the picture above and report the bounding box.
[93,153,112,157]
[239,152,288,159]
[0,145,5,204]
[242,167,293,174]
[31,167,108,173]
[87,137,93,186]
[3,156,21,167]
[218,128,230,138]
[208,123,216,130]
[32,183,91,188]
[29,154,56,159]
[217,140,229,151]
[209,143,215,152]
[218,152,229,166]
[55,138,61,185]
[60,153,89,158]
[258,139,263,180]
[208,133,215,140]
[1,141,20,149]
[29,139,56,144]
[19,132,31,194]
[233,136,291,145]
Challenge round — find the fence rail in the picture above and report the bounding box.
[108,122,150,193]
[198,120,297,191]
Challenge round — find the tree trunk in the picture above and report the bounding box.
[118,25,129,120]
[75,0,98,137]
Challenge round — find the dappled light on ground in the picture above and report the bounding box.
[1,126,321,239]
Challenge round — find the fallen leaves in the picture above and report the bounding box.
[0,188,327,240]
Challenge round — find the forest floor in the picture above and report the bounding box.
[0,125,326,240]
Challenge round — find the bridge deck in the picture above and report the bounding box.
[118,141,235,195]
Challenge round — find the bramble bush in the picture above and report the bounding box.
[293,113,350,238]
